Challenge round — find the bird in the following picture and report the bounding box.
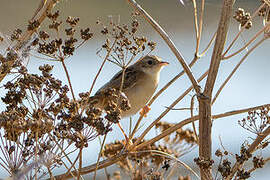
[94,55,169,117]
[93,55,169,144]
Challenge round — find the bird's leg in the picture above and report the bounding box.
[140,105,151,117]
[117,122,132,147]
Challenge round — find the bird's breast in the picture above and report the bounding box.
[121,75,158,117]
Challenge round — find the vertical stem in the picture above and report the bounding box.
[93,134,107,180]
[60,58,76,102]
[77,148,83,180]
[198,0,234,179]
[35,131,39,180]
[89,39,117,94]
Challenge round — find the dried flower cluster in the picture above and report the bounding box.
[103,139,181,179]
[0,9,136,179]
[215,141,268,179]
[102,121,198,179]
[238,106,270,134]
[259,0,270,20]
[97,13,156,67]
[233,8,252,29]
[155,122,197,145]
[31,11,94,58]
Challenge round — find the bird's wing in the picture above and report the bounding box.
[97,66,143,94]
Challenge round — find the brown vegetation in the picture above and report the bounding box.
[0,0,269,179]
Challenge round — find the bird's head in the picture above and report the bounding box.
[134,55,169,75]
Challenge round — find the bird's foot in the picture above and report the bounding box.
[140,105,151,117]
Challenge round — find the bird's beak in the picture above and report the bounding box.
[159,61,169,66]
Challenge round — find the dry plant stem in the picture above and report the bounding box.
[54,153,128,179]
[46,166,54,180]
[55,103,270,179]
[212,37,267,105]
[127,0,201,94]
[0,0,57,83]
[190,94,199,143]
[48,133,78,174]
[89,39,117,94]
[192,0,199,52]
[93,133,107,180]
[223,22,270,60]
[60,151,80,180]
[225,126,270,180]
[32,0,48,20]
[222,2,266,58]
[265,0,270,6]
[35,132,38,180]
[117,67,131,141]
[198,0,205,52]
[77,148,82,180]
[136,103,270,150]
[60,58,76,102]
[129,70,208,150]
[198,31,217,57]
[132,149,200,179]
[130,55,199,139]
[192,0,205,54]
[198,0,233,179]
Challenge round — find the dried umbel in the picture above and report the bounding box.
[97,14,156,67]
[194,157,214,169]
[233,8,252,29]
[0,63,124,176]
[155,122,197,145]
[238,106,270,134]
[103,139,180,179]
[29,11,94,58]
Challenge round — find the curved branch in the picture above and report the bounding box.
[127,0,201,94]
[0,0,58,83]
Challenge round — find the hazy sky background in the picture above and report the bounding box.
[0,0,269,179]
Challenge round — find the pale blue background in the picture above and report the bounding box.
[0,0,269,179]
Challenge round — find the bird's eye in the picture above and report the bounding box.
[147,60,153,65]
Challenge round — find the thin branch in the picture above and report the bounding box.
[222,2,267,58]
[129,70,208,150]
[212,37,267,105]
[198,31,217,57]
[127,0,201,94]
[77,148,83,180]
[130,55,199,139]
[198,0,234,179]
[190,94,199,143]
[0,0,57,83]
[136,103,270,150]
[60,58,76,102]
[225,126,270,180]
[54,103,270,179]
[130,149,200,179]
[222,22,270,60]
[192,0,200,53]
[203,0,234,97]
[89,39,117,94]
[93,134,107,180]
[53,153,128,180]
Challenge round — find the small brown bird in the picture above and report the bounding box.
[93,55,168,143]
[94,55,169,117]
